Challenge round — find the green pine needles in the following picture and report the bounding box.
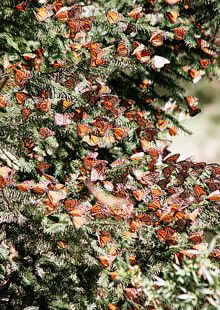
[0,0,219,309]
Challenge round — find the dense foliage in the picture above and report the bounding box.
[0,0,219,309]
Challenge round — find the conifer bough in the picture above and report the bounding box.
[0,0,219,309]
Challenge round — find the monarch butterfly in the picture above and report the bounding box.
[15,92,28,105]
[36,162,51,174]
[99,134,115,148]
[152,188,165,197]
[0,166,13,189]
[77,124,91,137]
[90,204,105,218]
[99,255,113,267]
[48,189,67,205]
[132,189,145,201]
[189,232,203,244]
[31,184,46,195]
[113,127,128,141]
[54,113,72,126]
[99,231,112,247]
[174,27,188,40]
[39,127,55,139]
[207,190,220,202]
[202,47,217,57]
[184,96,201,117]
[157,178,170,189]
[139,79,151,89]
[22,53,36,61]
[16,181,32,192]
[164,153,180,163]
[110,158,127,168]
[130,152,145,161]
[163,166,174,177]
[16,2,27,11]
[175,211,184,220]
[90,167,105,182]
[129,220,141,233]
[136,111,148,127]
[97,85,111,95]
[65,199,79,212]
[34,6,53,22]
[189,68,205,84]
[55,7,69,22]
[21,108,32,122]
[136,50,151,64]
[85,42,108,67]
[72,216,87,229]
[205,179,217,192]
[176,171,188,186]
[140,138,151,152]
[51,60,63,68]
[53,1,64,13]
[69,204,87,229]
[158,119,168,131]
[185,208,200,222]
[124,288,142,300]
[116,42,129,57]
[36,99,51,113]
[63,78,76,89]
[193,184,206,197]
[0,95,7,109]
[199,59,211,69]
[167,10,179,23]
[23,139,35,150]
[127,7,142,19]
[57,241,68,249]
[168,126,177,136]
[156,229,168,242]
[106,9,121,24]
[135,213,152,225]
[109,272,119,281]
[196,39,217,57]
[82,153,100,169]
[156,210,173,223]
[152,55,170,69]
[150,33,164,47]
[14,69,28,85]
[68,19,80,32]
[68,17,94,33]
[124,111,135,121]
[16,0,33,11]
[146,201,161,210]
[93,119,112,136]
[83,134,100,146]
[157,226,177,244]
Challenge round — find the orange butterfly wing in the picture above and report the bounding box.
[194,185,206,197]
[156,229,168,242]
[106,10,120,24]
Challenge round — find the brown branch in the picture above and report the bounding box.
[0,77,9,92]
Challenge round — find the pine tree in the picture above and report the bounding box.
[0,0,219,309]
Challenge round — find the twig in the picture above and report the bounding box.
[0,77,9,92]
[1,189,12,211]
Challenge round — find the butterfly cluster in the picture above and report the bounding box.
[0,0,219,309]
